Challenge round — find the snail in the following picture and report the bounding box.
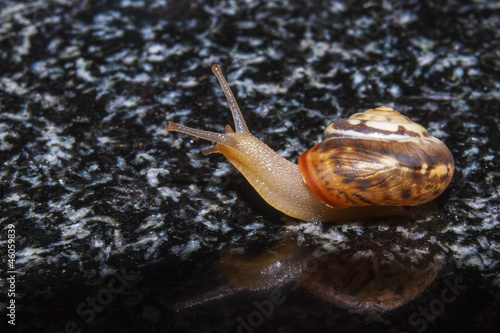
[166,64,454,222]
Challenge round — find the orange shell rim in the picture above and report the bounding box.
[298,150,341,208]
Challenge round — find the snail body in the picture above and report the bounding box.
[166,65,454,222]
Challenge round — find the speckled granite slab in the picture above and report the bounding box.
[0,1,499,332]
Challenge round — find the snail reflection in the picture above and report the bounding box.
[166,64,454,222]
[175,227,444,314]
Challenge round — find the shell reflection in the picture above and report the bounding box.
[299,247,444,313]
[176,230,444,315]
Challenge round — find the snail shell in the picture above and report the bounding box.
[299,107,455,208]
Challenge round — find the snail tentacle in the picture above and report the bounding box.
[165,121,237,149]
[211,64,249,133]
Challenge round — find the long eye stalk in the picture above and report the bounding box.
[211,64,249,133]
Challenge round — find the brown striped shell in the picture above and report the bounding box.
[298,106,454,208]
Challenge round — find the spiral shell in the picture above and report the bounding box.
[298,107,454,208]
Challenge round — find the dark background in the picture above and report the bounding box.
[1,0,499,332]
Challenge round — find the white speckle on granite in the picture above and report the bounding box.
[120,0,145,8]
[137,214,166,231]
[16,247,50,266]
[243,223,265,232]
[76,58,95,82]
[158,89,180,104]
[132,72,151,82]
[61,221,91,239]
[60,45,81,59]
[389,84,401,98]
[147,43,166,54]
[146,168,169,187]
[397,226,427,240]
[212,162,233,177]
[134,152,156,164]
[171,237,202,259]
[143,231,169,260]
[158,186,180,202]
[427,122,449,138]
[0,77,28,95]
[322,229,349,244]
[144,42,192,62]
[463,197,490,210]
[67,207,91,223]
[352,71,364,86]
[82,215,119,227]
[0,125,16,151]
[312,42,329,58]
[97,136,115,145]
[177,76,199,88]
[11,24,38,62]
[4,193,21,202]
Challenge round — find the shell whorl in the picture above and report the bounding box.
[299,106,455,208]
[324,106,430,140]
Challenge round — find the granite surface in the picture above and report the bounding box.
[1,0,499,332]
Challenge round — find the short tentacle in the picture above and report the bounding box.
[165,121,237,148]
